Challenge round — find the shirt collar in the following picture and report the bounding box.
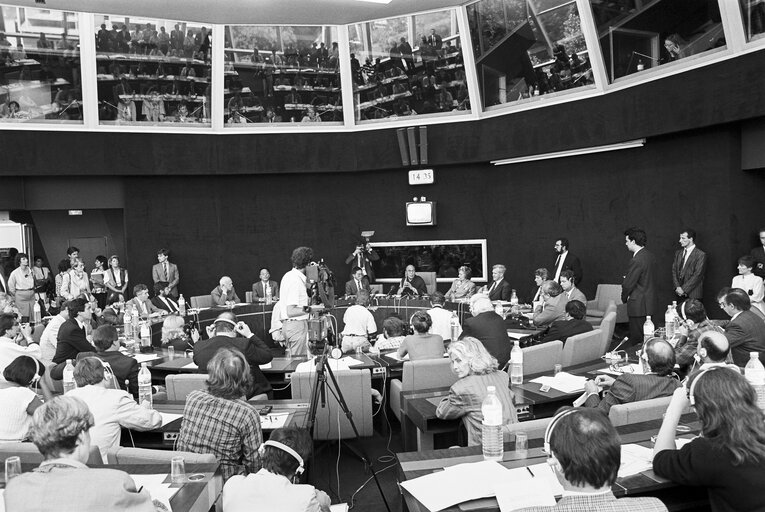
[75,317,87,330]
[562,488,612,498]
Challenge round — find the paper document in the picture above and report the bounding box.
[133,353,161,363]
[496,467,556,512]
[526,463,564,497]
[506,332,527,340]
[330,505,349,512]
[530,372,587,393]
[260,412,289,429]
[618,444,654,478]
[598,363,644,376]
[159,412,183,427]
[130,474,178,511]
[340,356,364,367]
[259,362,272,369]
[182,362,198,370]
[384,352,409,362]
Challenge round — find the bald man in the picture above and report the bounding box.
[211,276,241,306]
[694,331,738,373]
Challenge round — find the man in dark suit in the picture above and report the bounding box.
[542,300,593,343]
[345,266,371,296]
[622,227,657,345]
[151,281,179,313]
[151,249,179,298]
[345,242,379,283]
[484,264,512,302]
[100,295,124,326]
[532,280,569,328]
[461,295,512,368]
[51,298,95,379]
[671,228,706,301]
[76,324,139,397]
[394,264,427,297]
[750,228,765,279]
[193,311,273,399]
[551,237,583,284]
[583,338,679,414]
[718,288,765,366]
[428,28,443,50]
[252,267,279,301]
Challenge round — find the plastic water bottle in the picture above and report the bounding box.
[265,285,273,305]
[63,359,76,394]
[124,305,133,338]
[450,311,460,341]
[32,301,41,324]
[510,340,523,385]
[178,294,186,316]
[637,59,644,71]
[643,316,655,341]
[132,305,140,341]
[481,386,504,461]
[745,352,765,413]
[140,321,151,352]
[509,289,519,306]
[138,363,153,409]
[664,305,675,340]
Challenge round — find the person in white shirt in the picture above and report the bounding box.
[340,289,376,353]
[0,313,41,381]
[0,355,52,442]
[279,247,315,357]
[68,356,161,461]
[40,308,68,366]
[427,291,460,341]
[269,300,286,344]
[732,255,765,315]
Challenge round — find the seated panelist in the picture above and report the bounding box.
[252,267,279,301]
[344,266,371,297]
[211,276,241,306]
[394,265,427,298]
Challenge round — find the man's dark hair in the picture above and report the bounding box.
[92,325,118,352]
[682,228,696,241]
[3,355,42,386]
[0,313,16,337]
[738,255,756,269]
[382,316,407,338]
[645,338,676,376]
[106,294,120,307]
[549,407,620,488]
[430,291,446,306]
[716,286,731,302]
[262,427,312,477]
[133,283,148,295]
[410,311,432,334]
[565,300,586,320]
[560,269,576,284]
[154,281,169,295]
[351,266,362,274]
[291,247,314,269]
[66,246,80,256]
[624,227,647,247]
[67,298,88,318]
[542,280,563,297]
[557,238,569,250]
[157,248,169,257]
[57,259,70,273]
[679,299,706,323]
[726,288,752,311]
[259,267,270,274]
[698,331,730,362]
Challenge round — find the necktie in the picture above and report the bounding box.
[555,254,561,268]
[681,249,688,269]
[357,280,362,293]
[163,263,168,280]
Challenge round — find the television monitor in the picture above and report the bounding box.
[405,201,436,226]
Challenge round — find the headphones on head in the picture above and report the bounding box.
[30,357,41,385]
[688,366,722,406]
[259,440,304,476]
[679,301,687,322]
[543,408,579,455]
[214,318,238,329]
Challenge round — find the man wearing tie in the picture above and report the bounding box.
[51,298,96,379]
[483,264,512,302]
[428,28,442,50]
[126,284,164,319]
[552,238,583,285]
[345,266,370,297]
[345,241,379,283]
[152,249,180,298]
[622,227,657,345]
[151,281,179,313]
[252,267,279,301]
[671,228,706,302]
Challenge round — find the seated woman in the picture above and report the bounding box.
[436,337,518,446]
[223,427,331,512]
[0,356,52,442]
[397,311,443,361]
[531,267,548,304]
[732,255,765,314]
[445,265,476,301]
[653,367,765,511]
[4,395,156,511]
[161,314,198,352]
[375,315,407,351]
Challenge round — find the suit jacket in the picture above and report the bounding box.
[552,251,583,285]
[345,277,371,296]
[724,310,765,366]
[126,297,162,318]
[52,318,95,367]
[461,311,512,368]
[751,245,765,279]
[622,248,656,317]
[533,294,568,328]
[584,373,679,414]
[514,491,667,512]
[542,318,593,343]
[344,249,380,282]
[152,261,179,296]
[565,286,587,304]
[211,285,241,305]
[194,334,273,398]
[487,279,512,302]
[252,280,279,300]
[76,350,140,397]
[99,306,124,326]
[151,295,179,313]
[671,247,706,299]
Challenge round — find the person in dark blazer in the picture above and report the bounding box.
[750,228,765,279]
[345,242,379,282]
[76,324,139,397]
[718,288,765,366]
[483,264,512,302]
[151,249,179,298]
[541,300,593,343]
[551,238,583,285]
[344,266,371,296]
[51,298,96,379]
[460,295,512,368]
[252,267,279,300]
[622,228,657,345]
[151,281,179,313]
[427,29,443,50]
[671,228,706,301]
[532,280,569,328]
[99,295,124,326]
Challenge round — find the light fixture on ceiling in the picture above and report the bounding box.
[490,139,646,166]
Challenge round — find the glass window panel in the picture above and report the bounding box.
[740,0,765,41]
[224,24,342,125]
[588,0,727,82]
[94,15,212,126]
[0,5,83,124]
[468,0,594,109]
[351,9,471,123]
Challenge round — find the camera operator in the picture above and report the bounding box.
[344,241,379,283]
[280,247,324,357]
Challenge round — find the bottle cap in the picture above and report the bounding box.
[487,385,495,392]
[751,352,759,358]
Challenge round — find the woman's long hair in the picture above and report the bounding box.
[690,367,765,465]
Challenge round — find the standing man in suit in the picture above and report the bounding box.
[344,266,370,297]
[252,267,279,301]
[151,281,179,313]
[483,264,512,302]
[460,294,512,368]
[671,228,706,302]
[718,287,765,366]
[344,241,379,283]
[622,227,657,345]
[152,249,179,299]
[750,228,765,279]
[428,28,443,50]
[552,238,583,285]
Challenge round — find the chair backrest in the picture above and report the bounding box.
[594,285,623,309]
[420,272,437,295]
[598,311,617,354]
[608,395,691,426]
[505,417,553,439]
[291,369,373,439]
[245,291,253,303]
[369,284,383,295]
[521,340,563,375]
[0,442,103,465]
[401,358,458,392]
[105,447,217,465]
[190,295,213,309]
[165,373,209,400]
[32,323,45,344]
[560,328,603,367]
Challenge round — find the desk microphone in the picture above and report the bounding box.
[386,285,395,298]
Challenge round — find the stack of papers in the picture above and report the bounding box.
[130,474,179,511]
[340,356,364,367]
[384,352,409,362]
[133,353,161,363]
[618,444,654,478]
[159,412,183,427]
[530,372,588,393]
[598,363,644,376]
[182,362,198,370]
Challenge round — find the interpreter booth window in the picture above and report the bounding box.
[94,15,212,126]
[740,0,765,42]
[466,0,595,109]
[0,5,83,124]
[588,0,727,82]
[223,25,342,125]
[348,8,471,123]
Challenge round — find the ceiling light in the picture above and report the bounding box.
[490,139,646,166]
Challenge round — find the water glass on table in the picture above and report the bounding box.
[515,432,528,459]
[170,456,186,484]
[167,345,175,360]
[5,456,21,482]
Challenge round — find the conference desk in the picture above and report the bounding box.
[397,414,705,512]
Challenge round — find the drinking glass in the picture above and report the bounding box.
[5,456,21,482]
[515,432,528,458]
[170,456,186,484]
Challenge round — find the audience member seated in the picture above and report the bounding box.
[397,311,444,361]
[482,264,512,302]
[4,395,156,511]
[151,280,179,313]
[687,331,739,377]
[717,287,765,366]
[540,300,592,344]
[344,266,370,297]
[68,356,160,461]
[51,298,96,380]
[673,299,725,375]
[445,265,476,301]
[732,255,765,315]
[211,275,241,305]
[583,338,679,414]
[0,313,41,379]
[223,427,331,512]
[179,348,263,482]
[40,307,68,365]
[252,267,279,301]
[436,337,518,446]
[532,280,569,328]
[654,367,765,512]
[530,267,548,304]
[514,408,667,512]
[83,325,140,397]
[375,315,407,351]
[394,265,427,298]
[126,283,164,319]
[161,314,198,352]
[193,311,272,399]
[427,291,460,341]
[559,270,586,303]
[340,289,376,353]
[0,356,52,442]
[99,295,124,326]
[461,294,512,369]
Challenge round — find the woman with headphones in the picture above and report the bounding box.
[222,427,331,512]
[653,367,765,511]
[0,355,52,442]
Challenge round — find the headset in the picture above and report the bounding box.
[543,408,579,455]
[258,440,304,476]
[214,318,238,328]
[30,357,41,386]
[687,366,722,406]
[101,360,120,390]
